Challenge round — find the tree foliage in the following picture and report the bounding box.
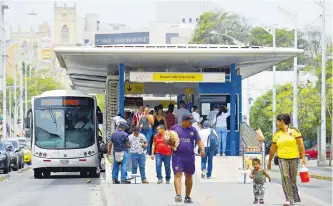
[250,45,333,143]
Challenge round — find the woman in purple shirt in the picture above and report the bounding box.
[168,114,205,204]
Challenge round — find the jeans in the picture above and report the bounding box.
[131,153,147,180]
[112,151,129,182]
[201,147,214,177]
[155,153,171,181]
[141,127,153,155]
[216,126,228,154]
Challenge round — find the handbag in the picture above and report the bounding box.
[114,151,125,162]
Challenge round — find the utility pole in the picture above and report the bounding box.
[318,0,327,166]
[1,2,8,139]
[272,28,277,134]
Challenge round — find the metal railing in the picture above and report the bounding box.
[240,122,260,154]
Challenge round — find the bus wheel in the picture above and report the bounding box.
[43,170,51,178]
[34,169,43,179]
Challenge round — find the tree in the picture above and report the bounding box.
[96,94,105,111]
[190,11,252,45]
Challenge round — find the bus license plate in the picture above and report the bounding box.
[60,160,69,164]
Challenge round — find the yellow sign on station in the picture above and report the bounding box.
[152,73,203,82]
[125,83,144,94]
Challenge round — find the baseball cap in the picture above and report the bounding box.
[182,113,195,123]
[132,126,140,132]
[118,122,126,129]
[202,121,210,128]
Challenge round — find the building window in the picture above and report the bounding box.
[182,18,185,23]
[189,18,192,23]
[33,42,38,59]
[61,25,69,43]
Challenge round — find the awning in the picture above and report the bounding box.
[54,44,303,94]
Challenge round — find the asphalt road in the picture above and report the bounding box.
[0,168,104,206]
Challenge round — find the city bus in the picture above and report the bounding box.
[25,90,103,178]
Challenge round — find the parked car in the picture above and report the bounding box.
[305,144,331,161]
[5,139,24,170]
[0,140,11,174]
[18,138,31,165]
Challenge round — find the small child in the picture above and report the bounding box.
[249,158,271,204]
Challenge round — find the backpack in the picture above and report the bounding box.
[207,128,218,154]
[139,116,150,130]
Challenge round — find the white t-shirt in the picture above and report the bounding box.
[191,111,202,132]
[113,116,127,126]
[174,108,190,124]
[213,111,230,127]
[199,128,218,147]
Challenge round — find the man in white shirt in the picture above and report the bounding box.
[75,116,94,130]
[174,101,190,124]
[206,105,219,127]
[198,121,218,179]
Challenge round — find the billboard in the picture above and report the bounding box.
[95,32,150,45]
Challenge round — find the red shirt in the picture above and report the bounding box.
[165,112,176,129]
[153,133,172,156]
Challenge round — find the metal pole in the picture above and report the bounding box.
[1,2,7,139]
[272,28,277,134]
[8,87,11,137]
[25,65,28,118]
[292,23,298,128]
[14,51,17,137]
[19,58,23,131]
[318,0,327,166]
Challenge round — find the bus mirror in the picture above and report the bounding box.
[25,109,32,129]
[97,106,103,124]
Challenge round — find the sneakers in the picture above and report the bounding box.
[157,179,163,184]
[142,179,149,184]
[253,199,258,204]
[175,195,182,202]
[283,201,291,206]
[184,196,193,204]
[259,199,264,204]
[121,180,131,184]
[201,169,207,178]
[112,179,120,184]
[166,180,170,184]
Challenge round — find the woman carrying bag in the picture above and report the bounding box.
[267,114,306,206]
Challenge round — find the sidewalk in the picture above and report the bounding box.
[101,157,330,206]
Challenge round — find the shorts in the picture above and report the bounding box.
[172,153,195,175]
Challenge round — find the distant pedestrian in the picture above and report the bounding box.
[174,101,190,124]
[151,125,172,184]
[213,105,230,156]
[267,114,306,206]
[129,126,149,184]
[108,122,131,184]
[249,158,271,204]
[165,103,176,129]
[198,121,218,179]
[168,114,205,204]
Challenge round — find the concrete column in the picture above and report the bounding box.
[230,64,237,156]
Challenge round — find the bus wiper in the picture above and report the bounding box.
[47,107,57,124]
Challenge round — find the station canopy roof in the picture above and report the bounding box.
[55,44,303,94]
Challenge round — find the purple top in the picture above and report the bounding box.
[169,124,200,156]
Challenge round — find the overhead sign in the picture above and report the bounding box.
[130,72,225,83]
[185,88,195,94]
[125,97,143,107]
[125,83,144,94]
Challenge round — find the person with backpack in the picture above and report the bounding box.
[198,121,218,179]
[139,106,154,155]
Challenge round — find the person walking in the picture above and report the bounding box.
[139,106,154,155]
[168,114,205,204]
[198,121,218,179]
[128,126,149,184]
[206,104,219,127]
[151,124,172,184]
[267,114,306,206]
[108,122,131,184]
[249,158,271,204]
[165,103,176,129]
[213,105,230,156]
[174,101,190,124]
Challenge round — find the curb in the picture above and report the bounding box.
[271,169,332,181]
[0,167,31,182]
[100,181,108,206]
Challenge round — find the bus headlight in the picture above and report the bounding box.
[84,152,87,156]
[39,152,42,157]
[43,153,47,157]
[88,151,91,155]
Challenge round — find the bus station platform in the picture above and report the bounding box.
[100,156,329,206]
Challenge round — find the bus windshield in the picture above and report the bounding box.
[34,97,95,149]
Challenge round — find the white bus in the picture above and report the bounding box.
[25,90,103,178]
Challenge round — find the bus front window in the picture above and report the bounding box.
[35,109,65,149]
